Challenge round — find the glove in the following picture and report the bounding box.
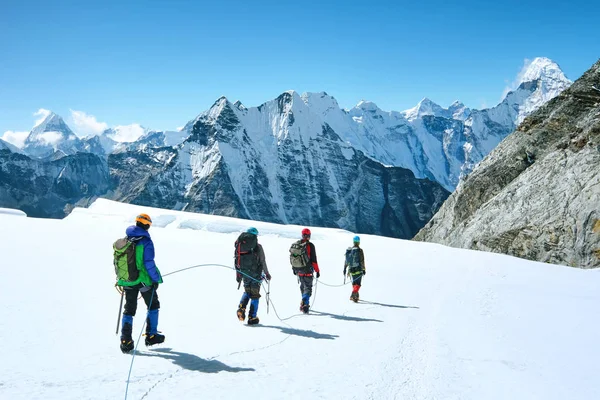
[362,270,366,276]
[316,271,320,279]
[152,282,159,290]
[265,273,271,281]
[236,272,242,283]
[293,270,297,276]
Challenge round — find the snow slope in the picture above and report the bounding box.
[0,199,598,399]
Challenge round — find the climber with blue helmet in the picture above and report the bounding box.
[344,235,366,302]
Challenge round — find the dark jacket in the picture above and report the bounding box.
[344,245,365,275]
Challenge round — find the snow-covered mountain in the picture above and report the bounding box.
[0,138,21,153]
[325,57,572,191]
[1,57,573,238]
[22,112,86,159]
[2,200,599,399]
[109,93,449,239]
[126,129,191,151]
[0,149,110,218]
[414,59,600,268]
[81,125,154,155]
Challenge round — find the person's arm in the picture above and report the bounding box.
[258,245,271,279]
[309,242,320,274]
[360,248,365,269]
[143,240,162,283]
[234,241,241,282]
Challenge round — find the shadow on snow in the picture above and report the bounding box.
[137,348,255,373]
[309,310,383,322]
[257,324,339,340]
[358,300,419,309]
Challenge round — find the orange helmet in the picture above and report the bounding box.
[136,213,152,227]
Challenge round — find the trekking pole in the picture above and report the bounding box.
[115,287,124,335]
[266,280,271,314]
[237,281,241,290]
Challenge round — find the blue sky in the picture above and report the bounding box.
[1,0,598,138]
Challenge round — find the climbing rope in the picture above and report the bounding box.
[121,263,353,399]
[124,288,155,400]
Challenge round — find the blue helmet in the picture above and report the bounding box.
[247,227,259,236]
[353,235,360,243]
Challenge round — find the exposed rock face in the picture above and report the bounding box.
[0,150,110,218]
[414,59,600,268]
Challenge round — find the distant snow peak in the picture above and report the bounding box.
[276,91,300,115]
[32,111,65,133]
[356,100,380,112]
[519,57,568,85]
[233,100,246,111]
[205,96,231,120]
[502,57,572,103]
[33,109,52,127]
[301,92,341,115]
[403,97,445,121]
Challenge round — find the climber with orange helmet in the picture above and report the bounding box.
[117,213,165,353]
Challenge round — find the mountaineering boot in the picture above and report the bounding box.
[144,309,165,347]
[300,300,310,314]
[237,292,250,321]
[300,294,310,314]
[145,332,166,346]
[246,298,260,325]
[350,285,360,302]
[120,315,134,353]
[237,304,246,321]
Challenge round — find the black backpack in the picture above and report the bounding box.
[345,247,362,273]
[235,232,260,277]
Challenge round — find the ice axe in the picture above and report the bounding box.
[115,286,124,335]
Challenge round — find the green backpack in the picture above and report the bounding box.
[113,237,139,284]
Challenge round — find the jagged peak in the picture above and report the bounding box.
[233,100,246,111]
[402,97,444,121]
[33,111,63,128]
[418,97,439,106]
[300,91,341,113]
[356,100,380,111]
[29,111,75,140]
[518,57,571,85]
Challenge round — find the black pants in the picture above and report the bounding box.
[123,285,160,316]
